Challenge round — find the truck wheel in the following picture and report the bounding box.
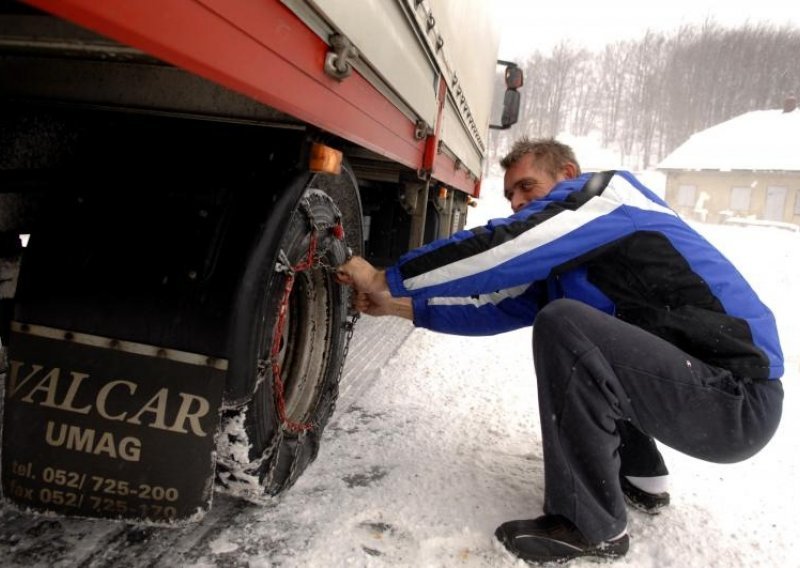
[217,187,354,497]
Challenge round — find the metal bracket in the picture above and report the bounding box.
[324,34,358,81]
[398,184,418,214]
[414,119,432,140]
[426,13,436,31]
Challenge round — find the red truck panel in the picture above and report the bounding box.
[26,0,479,195]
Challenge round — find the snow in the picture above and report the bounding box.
[658,108,800,172]
[2,176,799,566]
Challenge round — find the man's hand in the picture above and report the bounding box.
[353,291,413,320]
[335,256,389,295]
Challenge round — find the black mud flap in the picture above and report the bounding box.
[1,323,225,525]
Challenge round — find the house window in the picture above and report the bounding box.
[676,184,697,207]
[730,187,751,212]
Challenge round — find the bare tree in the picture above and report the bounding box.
[488,21,800,169]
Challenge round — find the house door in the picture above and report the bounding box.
[764,186,787,221]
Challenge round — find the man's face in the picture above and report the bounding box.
[503,155,574,213]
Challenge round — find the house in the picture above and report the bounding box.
[658,97,800,226]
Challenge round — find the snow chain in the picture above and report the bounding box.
[269,195,358,433]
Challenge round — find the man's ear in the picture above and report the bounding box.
[561,163,579,180]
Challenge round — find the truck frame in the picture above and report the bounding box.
[0,0,519,523]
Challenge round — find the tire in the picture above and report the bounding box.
[217,187,353,497]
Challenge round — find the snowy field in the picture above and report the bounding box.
[1,180,799,567]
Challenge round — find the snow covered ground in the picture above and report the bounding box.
[1,180,798,567]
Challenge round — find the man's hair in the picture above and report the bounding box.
[499,137,581,177]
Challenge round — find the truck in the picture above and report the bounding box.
[0,0,521,524]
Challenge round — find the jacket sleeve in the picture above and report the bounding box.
[412,283,540,336]
[385,173,669,300]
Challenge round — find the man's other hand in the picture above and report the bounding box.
[353,291,413,320]
[354,290,391,316]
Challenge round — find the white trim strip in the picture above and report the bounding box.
[428,283,531,307]
[605,176,677,217]
[10,321,228,371]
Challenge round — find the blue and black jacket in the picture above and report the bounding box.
[385,171,783,380]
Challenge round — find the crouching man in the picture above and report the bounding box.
[336,137,783,563]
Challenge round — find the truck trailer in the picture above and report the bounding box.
[0,0,520,523]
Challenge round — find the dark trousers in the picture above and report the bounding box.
[533,299,783,543]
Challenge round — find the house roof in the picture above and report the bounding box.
[658,107,800,172]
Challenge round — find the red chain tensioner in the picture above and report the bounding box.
[270,220,345,433]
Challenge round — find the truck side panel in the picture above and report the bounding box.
[26,0,427,173]
[430,0,500,140]
[289,0,499,189]
[302,0,439,128]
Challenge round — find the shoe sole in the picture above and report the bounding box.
[495,530,628,563]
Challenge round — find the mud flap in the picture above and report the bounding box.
[1,323,225,524]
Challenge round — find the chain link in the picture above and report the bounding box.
[270,238,315,433]
[269,193,358,433]
[338,304,360,385]
[333,243,361,406]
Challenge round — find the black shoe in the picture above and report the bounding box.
[495,515,629,564]
[620,475,670,514]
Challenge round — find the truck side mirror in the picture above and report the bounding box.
[504,65,523,90]
[490,61,523,130]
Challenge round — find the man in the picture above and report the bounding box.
[336,137,783,563]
